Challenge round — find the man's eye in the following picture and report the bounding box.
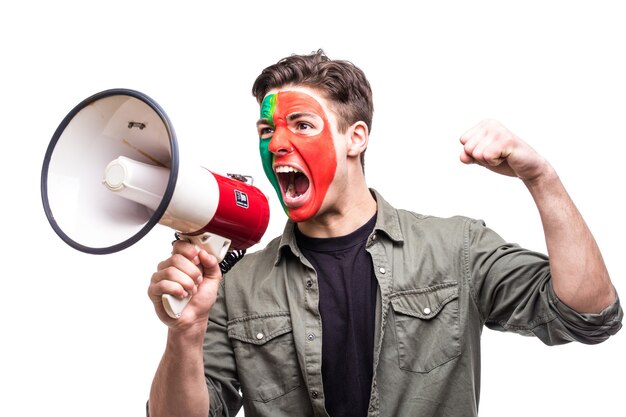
[296,122,314,131]
[259,127,274,139]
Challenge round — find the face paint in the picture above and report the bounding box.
[258,91,338,222]
[258,94,282,209]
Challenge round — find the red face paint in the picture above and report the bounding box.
[258,91,337,222]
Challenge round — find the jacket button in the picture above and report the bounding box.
[311,390,319,399]
[256,332,264,340]
[423,307,432,315]
[306,280,313,288]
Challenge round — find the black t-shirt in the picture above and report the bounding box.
[296,215,377,417]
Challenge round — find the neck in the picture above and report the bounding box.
[296,184,376,238]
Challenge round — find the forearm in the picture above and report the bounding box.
[149,327,209,417]
[524,166,616,313]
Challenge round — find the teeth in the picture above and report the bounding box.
[274,165,305,199]
[275,166,300,174]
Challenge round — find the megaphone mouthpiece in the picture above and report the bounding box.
[103,156,168,210]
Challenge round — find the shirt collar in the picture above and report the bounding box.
[273,189,404,265]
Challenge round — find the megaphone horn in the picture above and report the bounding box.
[41,89,270,318]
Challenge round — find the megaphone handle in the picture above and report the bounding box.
[162,294,191,319]
[161,232,232,319]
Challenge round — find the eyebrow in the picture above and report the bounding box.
[286,112,322,122]
[256,112,321,127]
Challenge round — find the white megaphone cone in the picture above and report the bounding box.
[41,89,270,318]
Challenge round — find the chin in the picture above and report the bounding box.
[285,203,321,223]
[280,189,321,223]
[287,210,315,223]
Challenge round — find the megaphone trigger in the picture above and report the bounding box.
[177,232,231,262]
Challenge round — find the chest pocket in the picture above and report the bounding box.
[390,282,460,373]
[227,312,302,403]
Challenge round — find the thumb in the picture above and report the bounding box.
[197,249,223,287]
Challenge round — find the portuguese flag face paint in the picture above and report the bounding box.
[258,91,337,222]
[259,94,282,206]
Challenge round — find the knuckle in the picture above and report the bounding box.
[170,253,186,263]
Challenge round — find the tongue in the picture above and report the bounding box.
[294,173,309,195]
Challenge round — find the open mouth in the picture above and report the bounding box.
[275,165,310,200]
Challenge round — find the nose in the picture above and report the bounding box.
[268,128,294,156]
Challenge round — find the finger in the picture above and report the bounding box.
[459,148,475,165]
[460,126,491,162]
[148,277,191,302]
[151,264,199,296]
[468,133,495,164]
[157,253,203,281]
[482,140,512,166]
[460,120,509,165]
[171,240,201,264]
[147,280,189,324]
[461,133,491,165]
[459,121,482,145]
[477,122,515,166]
[459,135,479,165]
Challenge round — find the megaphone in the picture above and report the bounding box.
[41,89,270,318]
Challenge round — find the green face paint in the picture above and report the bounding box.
[258,94,286,212]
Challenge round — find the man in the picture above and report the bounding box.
[147,50,622,417]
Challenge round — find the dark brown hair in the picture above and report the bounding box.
[252,49,374,135]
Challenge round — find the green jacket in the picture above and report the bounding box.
[203,190,622,417]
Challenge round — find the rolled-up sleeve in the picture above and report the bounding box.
[544,285,622,344]
[466,218,623,345]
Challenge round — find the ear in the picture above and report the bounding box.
[346,121,369,158]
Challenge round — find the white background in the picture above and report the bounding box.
[1,1,624,416]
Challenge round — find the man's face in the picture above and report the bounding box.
[257,89,338,222]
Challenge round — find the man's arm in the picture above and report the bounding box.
[522,165,615,313]
[460,119,616,313]
[147,242,222,417]
[149,327,209,417]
